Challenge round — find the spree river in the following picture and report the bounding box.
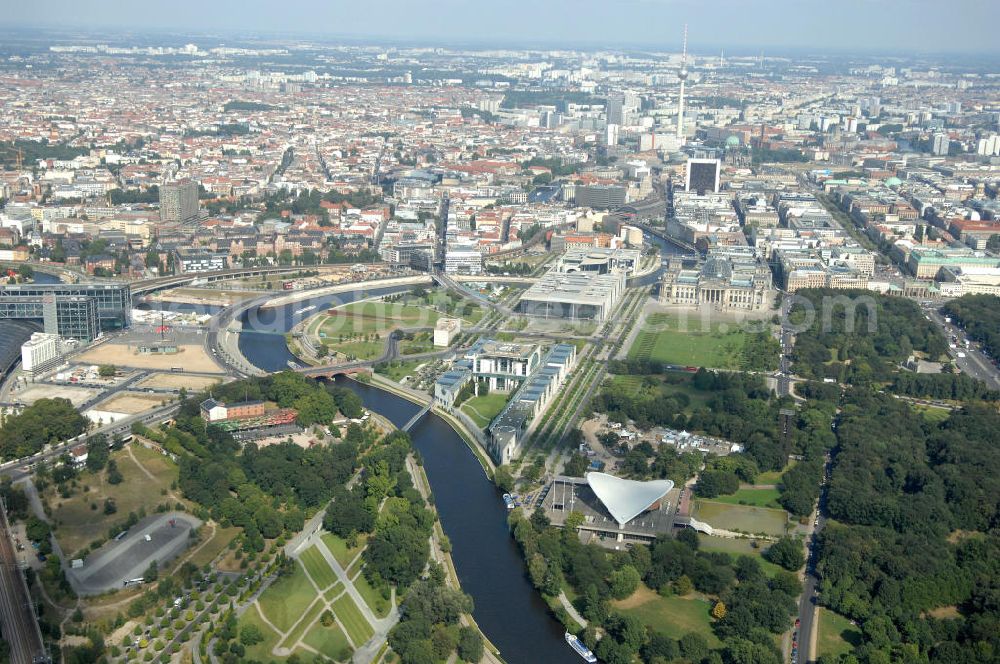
[237,287,580,664]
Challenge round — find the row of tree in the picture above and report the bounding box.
[941,294,1000,362]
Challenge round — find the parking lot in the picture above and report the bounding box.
[66,511,201,596]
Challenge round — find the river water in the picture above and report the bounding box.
[237,285,580,664]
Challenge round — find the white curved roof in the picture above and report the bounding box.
[586,472,674,526]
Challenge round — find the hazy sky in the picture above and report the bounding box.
[4,0,998,55]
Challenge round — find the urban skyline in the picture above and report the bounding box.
[3,0,1000,55]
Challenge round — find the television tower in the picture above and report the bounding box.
[676,24,689,142]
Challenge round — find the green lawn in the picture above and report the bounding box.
[300,545,339,590]
[324,581,345,602]
[321,532,366,568]
[613,585,721,647]
[279,598,325,650]
[331,594,374,646]
[321,302,441,338]
[693,500,789,537]
[914,404,952,424]
[756,460,797,485]
[376,359,425,382]
[304,621,353,662]
[353,571,391,618]
[697,535,786,578]
[323,339,384,362]
[628,312,746,369]
[258,562,318,632]
[238,605,282,662]
[460,392,510,428]
[817,608,862,659]
[712,487,782,509]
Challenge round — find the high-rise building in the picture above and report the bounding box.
[606,94,625,126]
[932,133,950,156]
[159,179,200,224]
[686,158,721,195]
[575,184,627,209]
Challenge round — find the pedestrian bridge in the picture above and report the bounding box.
[401,403,432,433]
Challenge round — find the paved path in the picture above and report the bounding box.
[558,591,588,628]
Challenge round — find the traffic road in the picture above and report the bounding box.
[922,302,1000,391]
[794,455,831,664]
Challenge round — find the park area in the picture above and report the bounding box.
[612,584,721,647]
[817,608,862,659]
[692,500,790,537]
[627,312,747,369]
[238,531,389,662]
[43,444,183,559]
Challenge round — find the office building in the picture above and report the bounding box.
[462,339,543,391]
[606,94,625,126]
[575,184,627,209]
[444,243,483,275]
[0,283,129,339]
[20,332,66,374]
[174,248,229,272]
[433,318,461,347]
[932,133,950,156]
[555,247,641,275]
[0,294,99,341]
[517,270,626,321]
[159,179,200,224]
[487,343,577,464]
[686,158,721,195]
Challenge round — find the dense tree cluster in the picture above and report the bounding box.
[891,372,999,401]
[941,294,1000,361]
[0,397,88,459]
[510,508,799,663]
[790,289,947,384]
[816,389,1000,663]
[155,375,373,551]
[388,566,477,664]
[595,369,797,473]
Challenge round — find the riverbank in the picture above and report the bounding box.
[365,373,496,479]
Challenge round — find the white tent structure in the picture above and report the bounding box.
[585,472,674,526]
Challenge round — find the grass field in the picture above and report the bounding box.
[185,525,240,569]
[321,339,384,362]
[711,487,782,509]
[324,581,345,602]
[322,532,365,568]
[914,404,952,424]
[697,535,786,578]
[460,393,510,428]
[693,500,789,537]
[47,445,180,557]
[239,606,282,661]
[353,570,391,618]
[304,621,353,662]
[258,562,318,632]
[375,359,426,382]
[300,545,339,590]
[755,460,797,485]
[613,585,721,647]
[279,598,325,650]
[606,373,711,415]
[331,594,374,646]
[817,608,862,659]
[320,302,441,338]
[397,332,435,356]
[627,312,746,369]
